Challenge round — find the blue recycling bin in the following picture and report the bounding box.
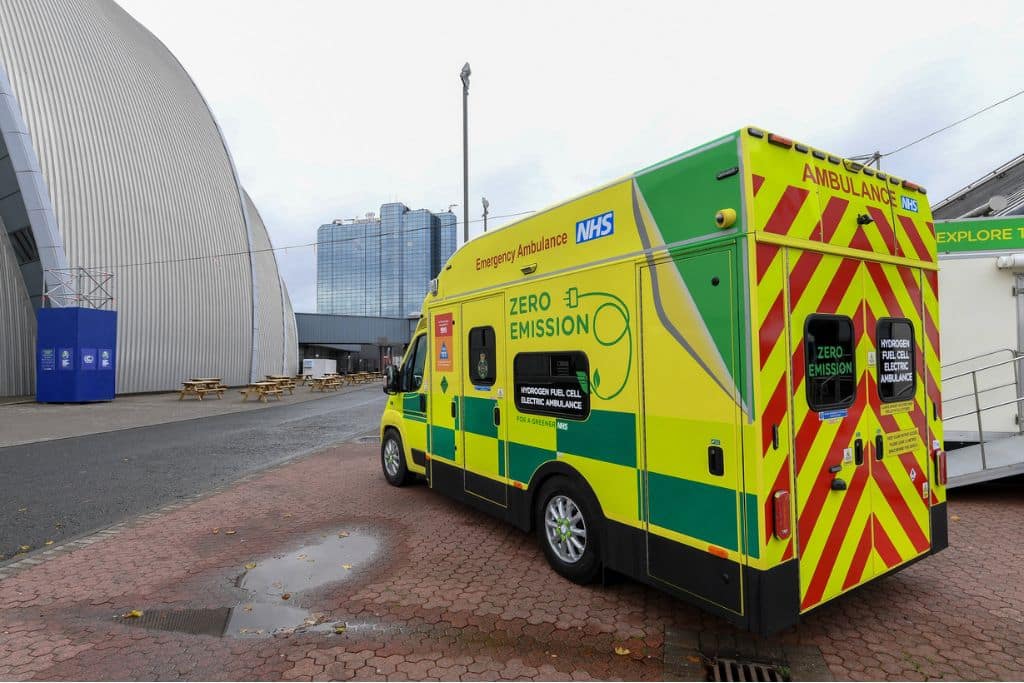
[36,307,117,403]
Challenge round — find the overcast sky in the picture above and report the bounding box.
[118,0,1024,312]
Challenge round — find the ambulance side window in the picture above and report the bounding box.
[804,315,856,411]
[876,318,916,402]
[402,335,426,392]
[468,326,496,386]
[513,351,591,420]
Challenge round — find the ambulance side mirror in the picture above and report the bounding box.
[384,365,400,394]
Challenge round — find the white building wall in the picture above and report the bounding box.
[0,0,297,393]
[0,216,35,395]
[939,255,1020,437]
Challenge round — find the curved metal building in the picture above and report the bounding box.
[0,0,297,395]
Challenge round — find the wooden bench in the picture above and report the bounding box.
[240,382,283,402]
[179,379,226,400]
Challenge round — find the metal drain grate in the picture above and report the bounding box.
[116,608,231,636]
[707,658,786,682]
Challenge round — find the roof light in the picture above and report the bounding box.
[747,127,765,138]
[768,134,793,148]
[888,176,901,185]
[863,168,876,177]
[844,159,864,172]
[794,143,809,153]
[876,172,888,181]
[827,155,841,165]
[812,150,826,160]
[902,180,921,192]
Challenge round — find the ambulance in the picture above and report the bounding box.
[379,126,947,634]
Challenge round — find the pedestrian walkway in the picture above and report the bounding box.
[0,382,375,448]
[0,444,1021,681]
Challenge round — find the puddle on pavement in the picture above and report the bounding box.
[117,529,380,638]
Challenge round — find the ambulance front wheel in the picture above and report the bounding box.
[535,476,602,584]
[381,429,413,487]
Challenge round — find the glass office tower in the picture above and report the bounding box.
[317,203,458,316]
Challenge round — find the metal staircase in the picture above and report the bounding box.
[942,349,1024,487]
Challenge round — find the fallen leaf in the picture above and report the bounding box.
[686,655,702,664]
[211,528,220,534]
[225,530,237,535]
[17,507,27,512]
[239,628,250,634]
[338,531,350,538]
[244,562,257,570]
[18,545,29,553]
[333,624,347,634]
[44,540,54,546]
[297,554,307,560]
[951,515,961,521]
[243,604,253,612]
[341,564,353,570]
[122,610,144,619]
[283,513,293,518]
[614,646,631,656]
[550,654,558,659]
[281,593,291,600]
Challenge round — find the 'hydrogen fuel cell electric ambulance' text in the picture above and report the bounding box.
[379,126,947,634]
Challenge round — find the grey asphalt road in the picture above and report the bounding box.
[0,387,385,561]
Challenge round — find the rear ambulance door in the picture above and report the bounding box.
[459,294,509,506]
[863,262,931,577]
[787,250,875,611]
[427,308,461,487]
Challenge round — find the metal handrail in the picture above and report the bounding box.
[944,380,1018,403]
[941,348,1017,372]
[942,351,1024,471]
[943,353,1024,382]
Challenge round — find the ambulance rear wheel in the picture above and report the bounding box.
[381,429,412,487]
[535,476,601,584]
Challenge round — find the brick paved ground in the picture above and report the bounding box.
[0,444,1021,681]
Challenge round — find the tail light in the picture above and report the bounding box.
[934,449,947,486]
[772,490,791,540]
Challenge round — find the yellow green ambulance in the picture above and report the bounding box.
[380,126,947,634]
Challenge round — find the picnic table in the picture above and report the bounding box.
[240,381,283,403]
[178,378,225,400]
[265,375,296,395]
[308,376,342,392]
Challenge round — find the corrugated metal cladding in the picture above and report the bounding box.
[245,190,298,378]
[295,313,414,346]
[0,0,298,395]
[0,216,35,395]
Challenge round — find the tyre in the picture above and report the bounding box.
[381,429,413,486]
[535,475,602,584]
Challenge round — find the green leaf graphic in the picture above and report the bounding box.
[593,369,601,389]
[576,371,589,394]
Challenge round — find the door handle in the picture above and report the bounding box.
[875,434,884,460]
[419,394,426,412]
[771,424,779,450]
[708,445,724,476]
[854,438,864,466]
[831,478,848,491]
[451,400,457,418]
[493,405,501,426]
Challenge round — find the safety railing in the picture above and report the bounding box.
[942,351,1024,470]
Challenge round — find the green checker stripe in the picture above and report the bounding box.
[402,393,426,422]
[462,396,497,438]
[556,409,636,468]
[647,472,739,551]
[509,442,553,483]
[744,492,759,559]
[430,425,456,461]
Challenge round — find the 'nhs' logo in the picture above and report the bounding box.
[900,195,919,213]
[575,211,614,244]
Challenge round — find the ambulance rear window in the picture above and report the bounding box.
[804,315,856,411]
[876,318,916,402]
[513,351,590,420]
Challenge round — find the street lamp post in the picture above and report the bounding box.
[482,196,489,232]
[460,62,471,244]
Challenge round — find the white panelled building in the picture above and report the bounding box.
[0,0,297,396]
